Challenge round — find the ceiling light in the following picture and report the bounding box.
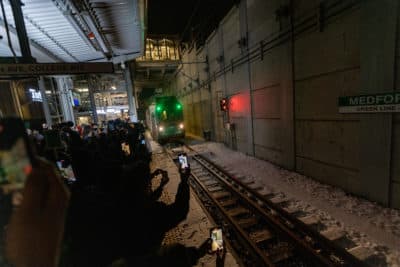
[81,12,109,54]
[88,32,95,40]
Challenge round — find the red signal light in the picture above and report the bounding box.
[220,98,228,111]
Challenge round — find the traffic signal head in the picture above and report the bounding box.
[220,98,228,111]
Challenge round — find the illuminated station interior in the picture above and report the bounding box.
[0,0,400,267]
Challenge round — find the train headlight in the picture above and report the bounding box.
[159,126,164,132]
[179,123,184,129]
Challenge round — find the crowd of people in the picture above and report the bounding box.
[1,117,226,267]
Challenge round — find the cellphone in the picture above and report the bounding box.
[178,154,188,169]
[210,227,223,252]
[56,160,76,182]
[0,117,35,192]
[121,142,131,156]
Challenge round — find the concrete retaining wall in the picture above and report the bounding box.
[175,0,400,208]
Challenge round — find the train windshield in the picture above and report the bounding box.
[159,108,181,122]
[155,97,183,122]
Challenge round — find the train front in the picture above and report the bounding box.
[155,98,185,142]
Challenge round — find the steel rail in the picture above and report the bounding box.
[191,155,334,267]
[189,170,276,267]
[191,152,369,267]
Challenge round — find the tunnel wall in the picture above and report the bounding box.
[392,8,400,208]
[175,0,400,208]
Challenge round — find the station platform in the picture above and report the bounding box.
[147,139,239,267]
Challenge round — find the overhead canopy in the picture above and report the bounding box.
[0,0,146,63]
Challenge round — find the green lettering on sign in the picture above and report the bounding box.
[338,92,400,113]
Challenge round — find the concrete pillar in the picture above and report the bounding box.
[87,76,98,124]
[38,77,52,127]
[359,0,398,205]
[56,77,75,123]
[280,0,295,170]
[239,0,255,156]
[124,64,138,122]
[10,81,24,118]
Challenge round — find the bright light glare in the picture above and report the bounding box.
[179,123,184,129]
[159,126,164,132]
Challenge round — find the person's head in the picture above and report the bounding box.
[82,125,92,137]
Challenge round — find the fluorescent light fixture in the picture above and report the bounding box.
[77,88,89,92]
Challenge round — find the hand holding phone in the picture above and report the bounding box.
[210,227,224,253]
[178,153,188,169]
[0,118,34,198]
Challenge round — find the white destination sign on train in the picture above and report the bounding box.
[338,92,400,113]
[0,63,114,76]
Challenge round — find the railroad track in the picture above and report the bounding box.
[165,144,373,267]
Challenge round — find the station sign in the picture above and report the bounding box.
[0,62,114,77]
[29,88,43,102]
[338,92,400,113]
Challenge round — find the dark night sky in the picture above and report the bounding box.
[147,0,237,42]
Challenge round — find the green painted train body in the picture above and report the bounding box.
[146,96,185,143]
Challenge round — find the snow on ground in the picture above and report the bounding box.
[190,141,400,267]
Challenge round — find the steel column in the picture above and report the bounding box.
[38,77,52,127]
[9,0,32,59]
[125,64,138,122]
[87,76,98,124]
[56,77,75,123]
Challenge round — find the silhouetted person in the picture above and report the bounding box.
[117,162,190,266]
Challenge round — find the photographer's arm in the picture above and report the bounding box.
[160,167,190,231]
[149,169,169,201]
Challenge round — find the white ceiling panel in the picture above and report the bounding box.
[0,0,145,62]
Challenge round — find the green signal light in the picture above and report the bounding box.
[176,104,182,110]
[156,105,162,112]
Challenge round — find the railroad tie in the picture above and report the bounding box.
[208,186,224,192]
[237,217,258,228]
[220,198,238,207]
[227,207,250,217]
[269,196,289,205]
[212,191,231,200]
[204,180,220,187]
[249,229,273,243]
[248,183,264,191]
[198,176,213,182]
[348,246,374,261]
[282,206,299,214]
[262,193,276,199]
[298,215,320,226]
[242,180,255,186]
[320,227,345,241]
